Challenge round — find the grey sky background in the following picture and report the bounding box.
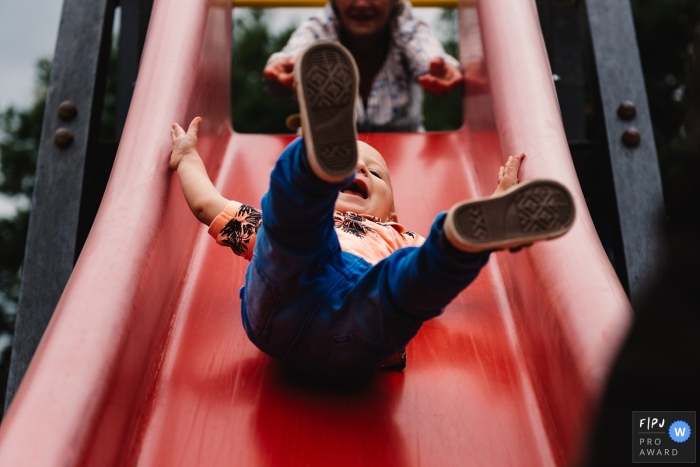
[0,0,63,110]
[0,1,441,216]
[0,1,327,110]
[0,0,63,217]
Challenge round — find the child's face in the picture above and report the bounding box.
[336,142,397,222]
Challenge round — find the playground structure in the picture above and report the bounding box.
[0,0,665,465]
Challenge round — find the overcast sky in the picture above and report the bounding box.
[0,0,64,109]
[0,1,319,109]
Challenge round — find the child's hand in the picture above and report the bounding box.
[418,57,463,96]
[493,153,525,196]
[263,57,296,89]
[170,117,201,170]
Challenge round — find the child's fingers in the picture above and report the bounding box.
[509,153,524,172]
[171,123,185,139]
[501,153,525,184]
[187,117,202,136]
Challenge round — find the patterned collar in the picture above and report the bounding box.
[336,210,407,234]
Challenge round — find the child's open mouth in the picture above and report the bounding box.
[342,179,368,199]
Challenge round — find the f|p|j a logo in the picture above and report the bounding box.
[633,411,695,463]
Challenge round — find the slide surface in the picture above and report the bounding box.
[0,0,632,466]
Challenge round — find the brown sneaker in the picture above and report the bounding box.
[444,179,576,252]
[295,41,359,182]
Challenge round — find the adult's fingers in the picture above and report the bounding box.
[264,58,295,85]
[418,75,453,96]
[263,65,279,80]
[278,71,295,88]
[418,75,442,95]
[428,57,446,76]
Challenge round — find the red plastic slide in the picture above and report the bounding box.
[0,0,632,465]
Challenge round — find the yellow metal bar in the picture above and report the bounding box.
[233,0,468,8]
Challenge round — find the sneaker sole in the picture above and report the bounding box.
[445,179,576,252]
[295,41,359,182]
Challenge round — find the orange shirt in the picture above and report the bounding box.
[208,201,424,264]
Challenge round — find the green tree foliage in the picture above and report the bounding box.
[0,59,51,408]
[0,60,49,199]
[100,44,119,144]
[0,45,117,411]
[422,9,462,131]
[231,10,298,134]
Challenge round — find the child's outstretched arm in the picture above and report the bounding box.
[492,152,525,196]
[170,117,229,225]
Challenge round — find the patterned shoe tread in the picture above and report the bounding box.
[297,41,358,180]
[318,140,356,171]
[513,184,574,233]
[454,204,490,241]
[304,48,354,109]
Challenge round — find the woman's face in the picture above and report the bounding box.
[335,0,395,38]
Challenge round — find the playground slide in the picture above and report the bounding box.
[0,0,632,465]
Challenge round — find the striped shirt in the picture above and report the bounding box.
[266,2,460,132]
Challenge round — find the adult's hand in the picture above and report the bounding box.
[263,56,296,89]
[463,60,489,95]
[418,57,463,96]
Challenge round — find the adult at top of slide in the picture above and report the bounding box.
[263,0,463,132]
